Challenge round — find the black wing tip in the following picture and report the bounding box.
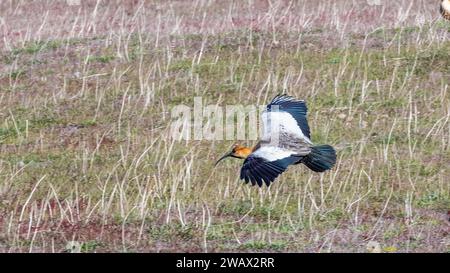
[271,94,293,104]
[241,168,275,187]
[239,156,300,187]
[269,94,306,108]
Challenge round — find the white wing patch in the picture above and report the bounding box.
[261,111,312,144]
[252,146,296,162]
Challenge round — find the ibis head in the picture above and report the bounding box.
[215,144,252,166]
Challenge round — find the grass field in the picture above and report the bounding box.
[0,0,449,253]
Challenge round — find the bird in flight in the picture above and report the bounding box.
[442,0,450,20]
[215,94,336,187]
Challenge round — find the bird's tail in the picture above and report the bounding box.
[302,145,336,172]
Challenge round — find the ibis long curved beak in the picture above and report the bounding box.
[215,152,233,167]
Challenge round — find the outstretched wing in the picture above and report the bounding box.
[240,146,301,187]
[262,94,311,143]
